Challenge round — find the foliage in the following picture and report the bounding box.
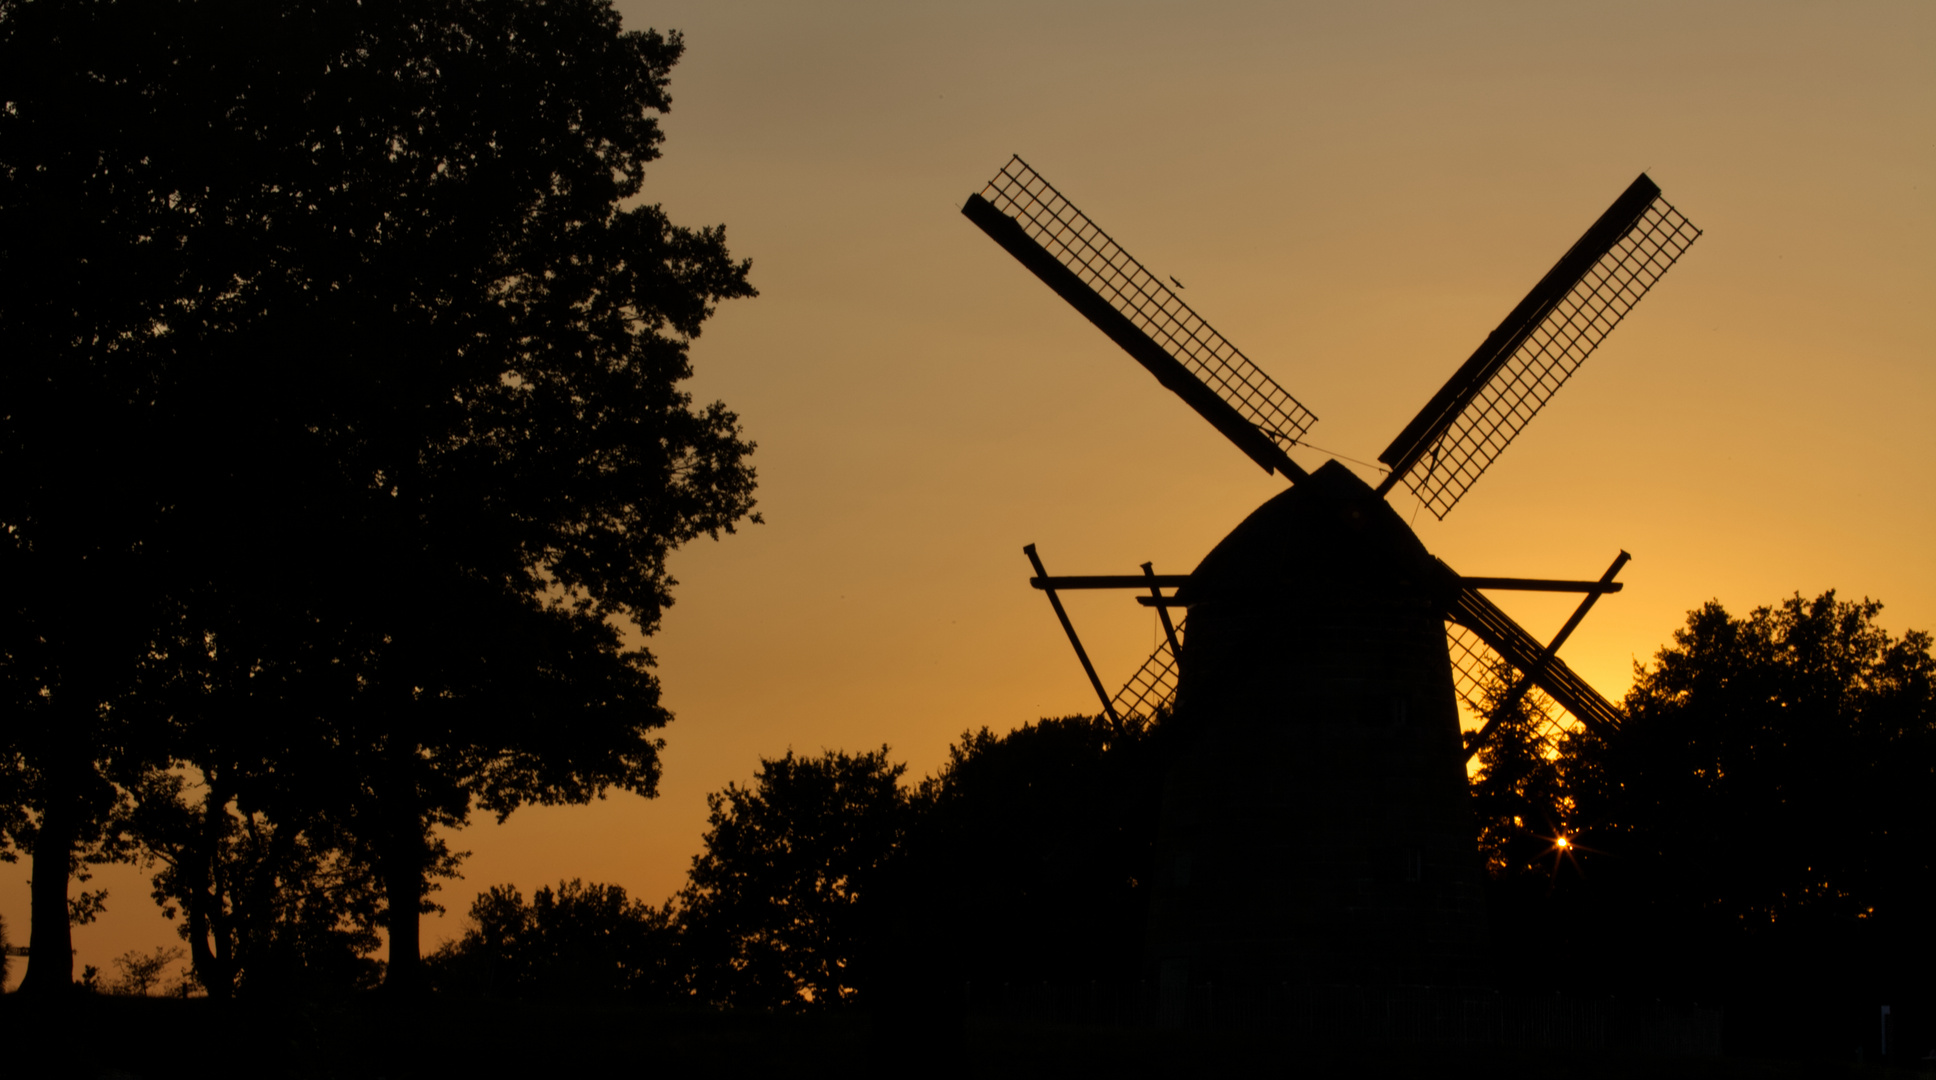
[1570,593,1934,942]
[1481,590,1936,1054]
[127,771,393,998]
[679,748,913,1010]
[887,715,1169,993]
[0,0,758,992]
[429,879,678,999]
[1465,666,1572,882]
[672,718,1171,1015]
[108,946,187,997]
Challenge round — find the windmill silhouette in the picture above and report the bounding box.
[963,156,1700,989]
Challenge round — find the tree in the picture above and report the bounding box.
[1466,667,1573,882]
[127,769,393,999]
[428,879,678,999]
[679,748,914,1010]
[884,715,1168,1003]
[106,945,187,997]
[1562,592,1933,1046]
[1,0,758,996]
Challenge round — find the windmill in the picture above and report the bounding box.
[963,156,1699,989]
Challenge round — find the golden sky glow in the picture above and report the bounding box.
[6,0,1931,984]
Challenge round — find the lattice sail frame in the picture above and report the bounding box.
[1110,617,1184,734]
[978,157,1318,453]
[1113,618,1584,752]
[1445,623,1577,756]
[1402,196,1702,519]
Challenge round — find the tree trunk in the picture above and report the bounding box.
[17,781,76,996]
[379,742,425,996]
[186,781,235,999]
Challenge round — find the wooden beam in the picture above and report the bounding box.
[1134,595,1191,608]
[1461,577,1624,594]
[1031,574,1191,591]
[1378,174,1663,492]
[964,194,1307,481]
[1464,551,1631,761]
[1023,545,1123,733]
[1144,561,1184,659]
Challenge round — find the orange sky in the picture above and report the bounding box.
[6,0,1931,989]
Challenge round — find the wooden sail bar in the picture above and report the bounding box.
[1033,574,1621,594]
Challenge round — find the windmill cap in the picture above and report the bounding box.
[1178,460,1450,609]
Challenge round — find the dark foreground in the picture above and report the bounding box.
[1,994,1927,1079]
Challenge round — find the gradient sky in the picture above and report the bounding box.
[6,0,1931,988]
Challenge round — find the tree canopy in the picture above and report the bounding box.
[678,748,913,1011]
[1,0,757,996]
[429,879,679,1000]
[1569,594,1933,973]
[1468,591,1934,1055]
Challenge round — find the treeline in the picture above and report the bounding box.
[422,590,1932,1052]
[430,715,1173,1013]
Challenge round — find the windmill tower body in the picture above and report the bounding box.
[1148,462,1488,988]
[964,157,1699,991]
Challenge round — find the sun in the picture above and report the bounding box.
[1528,827,1602,890]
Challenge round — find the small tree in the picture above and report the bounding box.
[109,946,186,997]
[679,749,913,1010]
[128,770,394,998]
[886,715,1169,997]
[429,879,678,999]
[1465,665,1573,881]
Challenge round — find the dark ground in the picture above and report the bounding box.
[2,993,1930,1079]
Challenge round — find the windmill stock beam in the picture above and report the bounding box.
[1376,174,1664,494]
[1038,573,1618,595]
[1135,595,1190,608]
[1024,544,1125,733]
[1144,561,1184,660]
[1462,576,1623,594]
[1463,551,1630,760]
[963,193,1308,482]
[1441,568,1625,737]
[1023,560,1622,735]
[1032,574,1191,590]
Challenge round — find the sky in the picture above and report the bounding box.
[5,0,1931,989]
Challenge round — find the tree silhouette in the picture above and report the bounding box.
[0,0,757,997]
[1572,595,1932,937]
[679,748,913,1010]
[428,879,679,999]
[882,714,1168,1004]
[1531,592,1935,1050]
[126,769,392,998]
[1466,664,1573,883]
[107,945,186,997]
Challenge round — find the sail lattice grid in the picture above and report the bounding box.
[1445,622,1578,755]
[1111,617,1589,749]
[1403,197,1702,519]
[1110,618,1184,733]
[979,157,1317,452]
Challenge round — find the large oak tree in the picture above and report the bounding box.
[0,0,757,996]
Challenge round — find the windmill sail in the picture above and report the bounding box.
[964,156,1317,479]
[1446,623,1577,755]
[1110,619,1183,733]
[1443,584,1623,736]
[1379,174,1701,519]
